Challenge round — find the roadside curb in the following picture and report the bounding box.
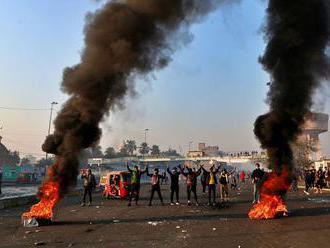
[0,195,37,210]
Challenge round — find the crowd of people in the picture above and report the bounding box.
[303,166,330,195]
[80,161,263,207]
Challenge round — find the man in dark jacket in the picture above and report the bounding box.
[167,165,181,205]
[201,164,221,206]
[127,163,147,206]
[147,167,165,206]
[201,168,208,194]
[81,169,96,206]
[251,163,265,204]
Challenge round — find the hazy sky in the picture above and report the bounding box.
[0,0,329,157]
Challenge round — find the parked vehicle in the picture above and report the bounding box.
[100,171,131,199]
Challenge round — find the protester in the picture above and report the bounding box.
[81,169,96,207]
[316,167,325,194]
[147,167,165,206]
[304,167,312,195]
[310,166,316,189]
[179,164,202,206]
[291,170,298,192]
[240,170,246,189]
[201,164,221,206]
[127,163,148,206]
[251,163,265,204]
[326,167,330,187]
[219,169,229,203]
[167,165,181,205]
[230,173,238,191]
[201,167,208,194]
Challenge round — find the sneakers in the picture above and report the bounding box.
[304,190,310,195]
[187,201,191,206]
[170,202,175,206]
[88,202,91,207]
[195,202,199,206]
[175,202,180,206]
[80,203,85,207]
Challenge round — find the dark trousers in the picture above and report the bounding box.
[149,184,163,204]
[82,187,92,203]
[201,181,207,193]
[170,185,179,203]
[305,180,311,192]
[208,184,216,204]
[129,183,140,203]
[187,185,198,202]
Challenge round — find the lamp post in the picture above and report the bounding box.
[46,101,58,159]
[144,128,149,144]
[188,141,193,152]
[142,128,149,160]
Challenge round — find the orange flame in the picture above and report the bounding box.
[248,168,290,220]
[22,167,60,220]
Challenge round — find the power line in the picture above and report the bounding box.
[0,106,51,111]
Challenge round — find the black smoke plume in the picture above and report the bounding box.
[42,0,240,195]
[255,0,330,176]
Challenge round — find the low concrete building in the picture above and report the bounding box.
[300,112,329,160]
[187,151,204,158]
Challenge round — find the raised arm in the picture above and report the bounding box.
[146,166,152,177]
[196,166,202,176]
[167,167,173,176]
[201,164,208,173]
[126,163,132,173]
[179,165,188,177]
[215,165,221,174]
[141,164,148,174]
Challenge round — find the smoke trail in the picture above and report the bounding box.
[255,0,330,175]
[42,0,240,195]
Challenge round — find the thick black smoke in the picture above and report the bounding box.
[42,0,239,195]
[255,0,330,175]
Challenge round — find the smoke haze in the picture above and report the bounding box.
[254,0,330,175]
[42,0,240,195]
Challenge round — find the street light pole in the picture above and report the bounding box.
[189,141,193,152]
[144,128,149,144]
[143,128,149,160]
[46,101,58,159]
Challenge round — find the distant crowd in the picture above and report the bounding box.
[303,166,330,195]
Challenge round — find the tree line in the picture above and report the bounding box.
[84,140,180,159]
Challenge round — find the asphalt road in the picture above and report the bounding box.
[1,182,330,248]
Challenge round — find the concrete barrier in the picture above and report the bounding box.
[0,195,37,210]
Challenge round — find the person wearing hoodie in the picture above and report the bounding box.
[147,167,165,206]
[167,165,181,205]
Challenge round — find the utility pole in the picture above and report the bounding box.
[46,101,58,159]
[189,141,193,152]
[143,128,149,160]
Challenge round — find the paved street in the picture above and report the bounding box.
[1,183,330,248]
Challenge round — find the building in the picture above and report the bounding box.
[315,158,330,170]
[187,151,204,158]
[300,112,329,160]
[197,143,219,156]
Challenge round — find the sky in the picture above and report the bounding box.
[0,0,329,157]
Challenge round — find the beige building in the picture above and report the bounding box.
[197,143,219,156]
[300,112,329,160]
[187,151,204,158]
